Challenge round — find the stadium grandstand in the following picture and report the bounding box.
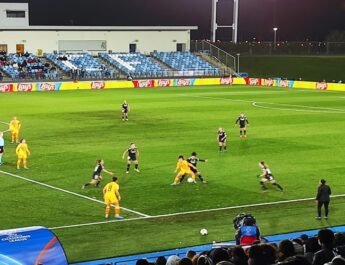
[1,1,345,265]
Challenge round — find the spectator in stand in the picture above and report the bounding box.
[312,228,335,265]
[136,259,150,265]
[315,179,331,220]
[208,248,229,264]
[179,258,193,265]
[187,250,196,261]
[156,256,167,265]
[247,245,265,265]
[261,244,277,265]
[229,246,248,265]
[304,237,321,264]
[167,255,180,265]
[0,72,3,81]
[276,240,296,262]
[279,256,311,265]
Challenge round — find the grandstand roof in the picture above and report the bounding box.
[0,26,198,31]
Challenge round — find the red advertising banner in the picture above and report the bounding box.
[220,77,233,85]
[39,83,58,91]
[0,83,13,93]
[262,78,274,87]
[157,79,171,87]
[17,83,33,92]
[245,78,262,86]
[132,80,155,88]
[176,79,192,86]
[91,81,105,90]
[316,82,327,90]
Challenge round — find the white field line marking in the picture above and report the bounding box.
[49,193,345,230]
[252,102,345,114]
[0,120,10,133]
[182,94,345,114]
[0,170,150,217]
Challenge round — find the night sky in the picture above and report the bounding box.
[2,0,345,41]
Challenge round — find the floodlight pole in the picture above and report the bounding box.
[273,27,278,51]
[236,53,240,74]
[211,0,239,43]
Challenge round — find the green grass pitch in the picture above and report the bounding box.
[1,85,345,263]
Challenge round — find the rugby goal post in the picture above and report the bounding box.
[211,0,239,43]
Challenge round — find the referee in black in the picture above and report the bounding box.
[315,179,331,220]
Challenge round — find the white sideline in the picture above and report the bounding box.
[0,170,150,217]
[0,120,10,133]
[49,193,345,230]
[182,94,345,114]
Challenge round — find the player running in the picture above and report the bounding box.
[122,143,140,173]
[217,127,227,152]
[171,155,197,185]
[121,100,130,121]
[103,176,123,219]
[235,113,249,138]
[16,139,30,169]
[9,116,21,144]
[181,152,208,184]
[0,132,4,165]
[82,160,114,189]
[257,161,284,192]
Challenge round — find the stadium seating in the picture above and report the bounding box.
[99,52,168,77]
[0,52,59,80]
[45,53,115,79]
[151,51,220,76]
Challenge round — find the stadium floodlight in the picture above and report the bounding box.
[273,27,278,50]
[211,0,239,43]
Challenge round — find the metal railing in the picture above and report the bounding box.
[209,41,345,55]
[191,40,236,71]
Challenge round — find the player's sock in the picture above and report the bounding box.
[219,146,222,151]
[105,206,110,217]
[240,130,243,136]
[135,164,138,169]
[244,130,247,135]
[115,206,120,217]
[126,164,130,171]
[96,180,101,187]
[17,160,20,169]
[224,146,227,151]
[84,183,90,187]
[198,175,204,181]
[180,175,186,183]
[273,183,284,191]
[260,181,267,190]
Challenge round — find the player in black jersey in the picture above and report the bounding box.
[257,161,284,192]
[235,113,249,138]
[217,127,227,152]
[82,159,114,189]
[121,100,130,121]
[122,143,140,173]
[181,152,208,184]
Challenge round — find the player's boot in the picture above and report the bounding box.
[134,168,140,173]
[202,180,208,184]
[115,215,124,219]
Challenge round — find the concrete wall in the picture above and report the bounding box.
[0,30,191,54]
[0,3,29,28]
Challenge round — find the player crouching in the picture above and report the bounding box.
[257,161,284,192]
[171,155,197,185]
[82,160,114,189]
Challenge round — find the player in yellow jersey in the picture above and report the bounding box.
[9,117,21,144]
[171,155,197,186]
[16,139,30,169]
[103,177,123,219]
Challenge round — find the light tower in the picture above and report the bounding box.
[211,0,239,43]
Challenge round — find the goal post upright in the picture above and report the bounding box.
[211,0,239,43]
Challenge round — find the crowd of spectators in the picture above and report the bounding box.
[126,229,345,265]
[0,51,59,80]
